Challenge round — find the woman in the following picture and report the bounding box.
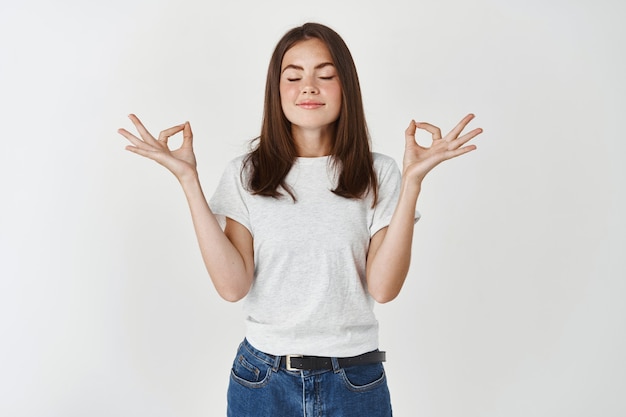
[118,22,481,417]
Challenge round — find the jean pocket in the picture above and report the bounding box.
[230,352,272,388]
[340,362,387,392]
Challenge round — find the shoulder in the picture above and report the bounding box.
[371,152,400,175]
[372,152,396,164]
[220,154,249,177]
[226,154,247,169]
[215,154,251,190]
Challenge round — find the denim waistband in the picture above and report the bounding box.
[239,338,384,371]
[240,338,282,368]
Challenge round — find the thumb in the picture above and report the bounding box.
[404,120,417,147]
[183,121,193,146]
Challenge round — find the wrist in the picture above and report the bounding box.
[178,169,201,188]
[399,176,421,201]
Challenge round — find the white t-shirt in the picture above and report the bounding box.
[209,152,418,357]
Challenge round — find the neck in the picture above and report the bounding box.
[291,125,334,157]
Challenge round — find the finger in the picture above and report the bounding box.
[446,144,477,159]
[125,145,160,160]
[404,120,426,150]
[453,127,483,148]
[157,124,186,144]
[118,128,149,148]
[125,144,174,167]
[128,114,158,144]
[415,122,442,140]
[182,121,193,147]
[444,113,475,141]
[404,120,417,147]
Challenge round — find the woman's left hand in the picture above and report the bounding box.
[403,113,482,184]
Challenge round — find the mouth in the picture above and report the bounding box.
[296,101,325,109]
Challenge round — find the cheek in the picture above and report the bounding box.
[279,86,288,109]
[280,88,298,115]
[279,85,295,119]
[330,85,343,108]
[280,82,296,98]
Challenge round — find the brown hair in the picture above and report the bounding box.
[244,22,378,205]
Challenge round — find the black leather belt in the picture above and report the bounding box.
[280,350,386,371]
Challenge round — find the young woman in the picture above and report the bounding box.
[118,22,481,417]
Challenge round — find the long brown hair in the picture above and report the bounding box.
[244,22,378,205]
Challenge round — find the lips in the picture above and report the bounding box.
[296,101,325,109]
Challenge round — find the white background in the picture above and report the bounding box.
[1,0,624,416]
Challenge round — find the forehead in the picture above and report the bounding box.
[281,38,334,69]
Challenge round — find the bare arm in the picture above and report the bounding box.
[118,114,254,301]
[178,175,254,301]
[366,114,483,303]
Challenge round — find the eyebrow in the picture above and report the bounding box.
[281,62,335,73]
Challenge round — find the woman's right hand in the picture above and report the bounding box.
[118,114,197,181]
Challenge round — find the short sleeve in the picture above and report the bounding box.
[369,153,421,236]
[209,156,252,233]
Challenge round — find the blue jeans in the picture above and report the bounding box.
[227,339,393,417]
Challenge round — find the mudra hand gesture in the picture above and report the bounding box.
[117,114,197,182]
[403,113,482,183]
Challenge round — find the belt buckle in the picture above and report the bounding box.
[285,355,303,371]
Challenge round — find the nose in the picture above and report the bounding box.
[300,77,319,94]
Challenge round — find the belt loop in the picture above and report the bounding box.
[330,357,341,372]
[272,354,281,371]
